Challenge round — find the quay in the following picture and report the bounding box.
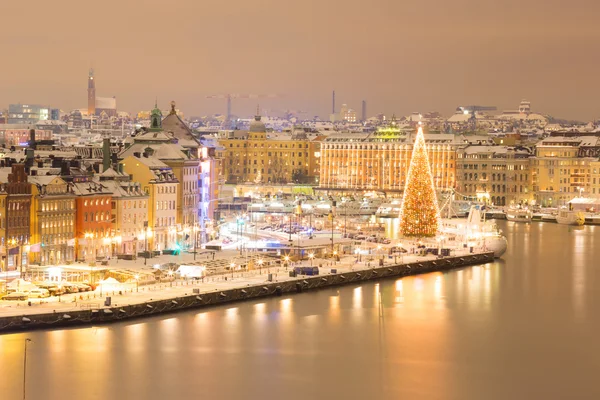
[0,251,495,333]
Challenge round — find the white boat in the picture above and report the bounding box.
[506,206,533,223]
[375,200,402,218]
[556,208,585,226]
[584,214,600,225]
[441,206,508,258]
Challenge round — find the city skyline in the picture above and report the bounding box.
[1,0,600,120]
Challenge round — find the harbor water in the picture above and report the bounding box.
[1,221,599,400]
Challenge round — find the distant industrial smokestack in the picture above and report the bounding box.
[102,137,111,172]
[332,90,336,115]
[361,100,367,122]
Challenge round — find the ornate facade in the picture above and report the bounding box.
[318,126,457,194]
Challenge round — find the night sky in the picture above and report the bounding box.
[1,0,599,120]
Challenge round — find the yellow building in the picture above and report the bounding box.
[28,176,76,265]
[121,155,179,252]
[95,167,149,256]
[219,115,320,185]
[0,189,6,274]
[532,137,599,206]
[121,105,199,241]
[319,126,456,194]
[591,160,600,196]
[455,145,533,206]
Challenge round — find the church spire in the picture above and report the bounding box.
[149,101,162,131]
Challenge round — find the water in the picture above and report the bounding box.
[1,222,599,400]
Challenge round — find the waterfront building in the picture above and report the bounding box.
[219,114,320,185]
[455,145,533,206]
[121,155,179,252]
[197,138,225,241]
[318,122,456,194]
[0,189,6,272]
[591,160,600,196]
[120,104,198,246]
[1,164,32,272]
[532,137,600,206]
[95,167,149,256]
[28,176,76,265]
[72,181,113,261]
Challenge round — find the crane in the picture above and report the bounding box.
[205,93,279,124]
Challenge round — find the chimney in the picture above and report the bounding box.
[25,148,34,168]
[60,160,70,177]
[31,169,37,176]
[102,137,111,172]
[29,129,36,149]
[133,152,141,158]
[117,163,124,174]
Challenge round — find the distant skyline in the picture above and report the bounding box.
[1,0,599,121]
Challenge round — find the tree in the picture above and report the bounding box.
[399,126,440,237]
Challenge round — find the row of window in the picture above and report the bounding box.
[42,200,75,212]
[84,211,111,222]
[122,200,147,209]
[157,201,175,211]
[227,143,310,149]
[157,185,176,194]
[83,198,110,207]
[155,217,176,227]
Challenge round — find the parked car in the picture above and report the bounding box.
[28,288,50,298]
[2,292,28,301]
[72,283,91,292]
[35,283,65,296]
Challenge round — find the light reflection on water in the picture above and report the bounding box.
[1,221,599,399]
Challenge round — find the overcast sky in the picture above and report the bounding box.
[1,0,599,120]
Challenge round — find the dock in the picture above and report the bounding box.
[0,251,495,333]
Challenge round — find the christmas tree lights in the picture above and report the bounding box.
[399,126,440,237]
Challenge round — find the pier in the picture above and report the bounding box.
[0,251,495,333]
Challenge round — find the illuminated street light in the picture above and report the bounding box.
[308,252,314,266]
[230,262,235,278]
[135,274,139,292]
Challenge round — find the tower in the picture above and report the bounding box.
[149,101,163,131]
[398,126,440,237]
[87,68,96,116]
[361,100,367,122]
[332,90,336,114]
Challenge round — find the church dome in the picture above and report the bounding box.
[249,115,266,133]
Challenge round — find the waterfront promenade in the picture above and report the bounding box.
[0,247,494,332]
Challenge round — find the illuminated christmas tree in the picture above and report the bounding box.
[399,125,440,237]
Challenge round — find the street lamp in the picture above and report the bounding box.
[284,255,290,269]
[168,269,174,287]
[23,338,32,400]
[230,262,235,279]
[333,250,338,264]
[258,258,263,274]
[308,252,314,266]
[134,274,139,292]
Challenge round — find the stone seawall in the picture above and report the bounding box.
[0,252,495,333]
